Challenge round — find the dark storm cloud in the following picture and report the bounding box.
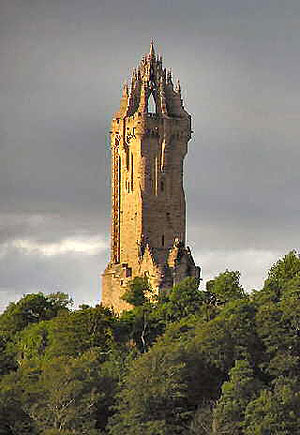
[1,0,300,308]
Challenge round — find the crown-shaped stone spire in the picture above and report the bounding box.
[115,42,189,119]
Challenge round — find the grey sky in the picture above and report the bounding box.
[1,0,300,310]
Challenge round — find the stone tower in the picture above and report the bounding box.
[102,42,200,312]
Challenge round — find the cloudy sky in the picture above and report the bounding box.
[1,0,300,311]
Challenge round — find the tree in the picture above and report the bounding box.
[0,350,119,434]
[19,354,102,434]
[108,338,189,435]
[117,302,165,353]
[0,335,17,376]
[261,250,300,302]
[206,270,245,305]
[0,292,72,377]
[189,401,214,435]
[244,376,300,434]
[109,315,223,435]
[194,299,261,373]
[1,252,299,434]
[0,370,37,434]
[121,277,151,307]
[14,304,115,361]
[213,359,262,434]
[0,292,72,338]
[256,274,300,379]
[118,278,164,352]
[162,277,204,322]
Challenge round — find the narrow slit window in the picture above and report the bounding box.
[162,235,165,247]
[131,153,134,191]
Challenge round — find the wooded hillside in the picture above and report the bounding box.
[1,251,299,434]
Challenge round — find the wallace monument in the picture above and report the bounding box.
[102,42,200,312]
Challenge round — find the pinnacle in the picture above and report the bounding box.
[149,39,155,57]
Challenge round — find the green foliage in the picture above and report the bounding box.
[213,359,262,434]
[256,260,300,378]
[28,354,104,433]
[256,301,300,377]
[118,277,207,352]
[108,338,189,434]
[0,292,72,377]
[117,304,159,352]
[0,292,72,337]
[189,402,214,435]
[14,304,115,361]
[121,277,151,306]
[162,277,204,322]
[108,315,223,434]
[1,251,299,434]
[0,336,17,376]
[261,250,300,302]
[0,370,37,434]
[206,270,245,304]
[0,350,119,434]
[244,376,300,434]
[194,299,261,373]
[45,304,115,358]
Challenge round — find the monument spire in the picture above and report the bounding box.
[102,42,200,312]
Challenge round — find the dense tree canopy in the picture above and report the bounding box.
[0,251,299,434]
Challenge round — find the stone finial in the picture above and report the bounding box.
[138,82,148,113]
[130,69,137,90]
[122,82,129,97]
[149,39,155,58]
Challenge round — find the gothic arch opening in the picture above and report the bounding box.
[148,92,156,114]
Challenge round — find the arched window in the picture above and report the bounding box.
[148,93,156,114]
